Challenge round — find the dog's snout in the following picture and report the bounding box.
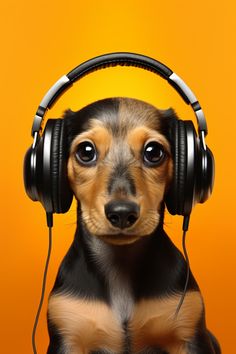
[105,200,140,229]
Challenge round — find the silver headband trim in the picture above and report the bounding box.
[169,72,197,105]
[39,75,70,109]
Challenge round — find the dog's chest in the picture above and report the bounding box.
[48,238,204,353]
[48,290,203,354]
[89,238,135,324]
[107,267,134,324]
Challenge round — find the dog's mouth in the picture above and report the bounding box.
[80,202,160,244]
[99,232,142,245]
[81,207,160,245]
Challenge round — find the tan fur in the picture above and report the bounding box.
[130,291,203,353]
[68,123,114,237]
[127,126,171,156]
[50,98,208,353]
[48,291,203,353]
[48,294,124,353]
[126,126,173,237]
[67,99,173,245]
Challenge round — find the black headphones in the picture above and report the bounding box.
[23,52,214,219]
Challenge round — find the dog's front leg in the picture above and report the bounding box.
[186,329,221,354]
[47,341,65,354]
[47,321,69,354]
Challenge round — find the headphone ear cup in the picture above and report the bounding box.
[166,119,198,216]
[23,119,73,214]
[50,119,73,213]
[177,120,188,215]
[23,146,39,202]
[165,119,187,215]
[197,145,215,204]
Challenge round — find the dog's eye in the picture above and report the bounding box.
[75,141,97,165]
[143,141,165,166]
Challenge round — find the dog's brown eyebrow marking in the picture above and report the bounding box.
[66,97,163,139]
[127,126,171,156]
[69,121,112,158]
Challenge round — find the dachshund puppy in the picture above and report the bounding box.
[47,98,221,354]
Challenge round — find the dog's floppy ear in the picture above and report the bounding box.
[63,109,74,118]
[160,108,179,126]
[160,107,177,119]
[63,108,92,147]
[158,108,179,142]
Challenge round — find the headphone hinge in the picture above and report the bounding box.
[194,108,208,137]
[31,114,43,137]
[32,132,39,148]
[200,130,207,151]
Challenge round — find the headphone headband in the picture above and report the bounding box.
[31,52,207,141]
[25,52,214,218]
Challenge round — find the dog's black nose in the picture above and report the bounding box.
[105,200,140,229]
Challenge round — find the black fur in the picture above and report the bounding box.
[47,99,221,353]
[108,163,136,196]
[48,206,220,353]
[64,98,120,146]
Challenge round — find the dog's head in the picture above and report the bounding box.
[65,98,175,245]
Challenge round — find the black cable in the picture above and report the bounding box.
[31,212,189,350]
[174,215,190,318]
[32,213,53,354]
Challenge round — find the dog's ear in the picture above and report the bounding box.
[63,108,94,147]
[160,107,178,121]
[158,108,179,142]
[62,109,78,147]
[63,109,74,118]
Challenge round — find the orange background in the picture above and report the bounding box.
[0,0,235,353]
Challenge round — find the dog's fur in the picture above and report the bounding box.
[47,98,221,354]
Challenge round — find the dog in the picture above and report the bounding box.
[46,97,221,354]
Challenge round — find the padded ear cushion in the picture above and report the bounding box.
[198,145,215,204]
[23,146,38,201]
[165,119,187,215]
[51,119,62,212]
[50,119,73,213]
[177,120,187,215]
[169,118,179,213]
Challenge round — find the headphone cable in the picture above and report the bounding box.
[174,215,190,318]
[31,213,189,348]
[32,213,53,354]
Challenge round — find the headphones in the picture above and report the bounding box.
[23,52,214,219]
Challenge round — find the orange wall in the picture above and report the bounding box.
[0,0,234,353]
